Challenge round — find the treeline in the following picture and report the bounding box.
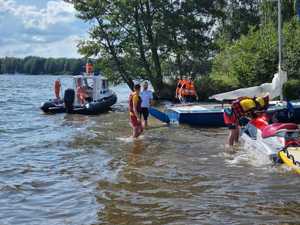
[0,56,86,75]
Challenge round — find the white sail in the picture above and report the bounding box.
[209,70,287,101]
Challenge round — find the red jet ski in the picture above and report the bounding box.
[241,114,300,174]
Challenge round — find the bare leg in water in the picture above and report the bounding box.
[228,129,235,146]
[228,125,239,146]
[132,122,143,138]
[234,126,240,144]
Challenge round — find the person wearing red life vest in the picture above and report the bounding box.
[223,95,269,146]
[129,84,143,138]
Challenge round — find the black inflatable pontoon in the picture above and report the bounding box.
[41,72,117,115]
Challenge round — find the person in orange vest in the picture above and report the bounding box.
[54,79,61,99]
[223,95,269,146]
[175,77,188,103]
[186,77,198,102]
[177,77,198,103]
[76,78,88,105]
[129,84,143,138]
[175,78,183,100]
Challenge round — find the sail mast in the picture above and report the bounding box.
[278,0,282,71]
[278,0,283,100]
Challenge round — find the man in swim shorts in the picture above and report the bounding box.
[129,84,143,138]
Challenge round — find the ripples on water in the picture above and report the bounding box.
[0,75,300,225]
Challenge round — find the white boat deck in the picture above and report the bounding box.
[168,100,300,114]
[168,104,227,114]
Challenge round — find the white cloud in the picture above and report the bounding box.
[1,35,82,58]
[0,0,88,58]
[0,0,76,30]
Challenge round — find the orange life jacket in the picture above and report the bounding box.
[186,81,196,96]
[223,108,237,125]
[54,80,61,99]
[179,80,190,97]
[129,92,142,116]
[86,63,93,74]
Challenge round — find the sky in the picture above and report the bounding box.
[0,0,90,58]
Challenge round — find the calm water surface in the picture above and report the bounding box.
[0,75,300,225]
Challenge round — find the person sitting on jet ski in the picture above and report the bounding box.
[224,95,269,146]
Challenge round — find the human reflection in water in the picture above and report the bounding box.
[127,139,145,166]
[95,139,148,224]
[62,114,89,127]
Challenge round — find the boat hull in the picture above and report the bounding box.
[166,101,300,127]
[167,110,225,127]
[41,94,117,115]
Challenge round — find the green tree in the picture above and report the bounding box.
[217,0,260,41]
[68,0,225,96]
[1,57,17,74]
[210,17,300,89]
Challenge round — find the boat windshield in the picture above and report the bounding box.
[102,79,108,90]
[83,77,93,89]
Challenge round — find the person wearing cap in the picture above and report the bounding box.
[140,81,153,128]
[129,84,143,138]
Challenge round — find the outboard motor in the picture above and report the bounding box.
[64,89,75,113]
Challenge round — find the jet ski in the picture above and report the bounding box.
[241,114,300,174]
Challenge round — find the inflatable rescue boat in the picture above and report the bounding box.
[41,63,117,115]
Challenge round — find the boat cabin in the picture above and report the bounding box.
[73,74,111,104]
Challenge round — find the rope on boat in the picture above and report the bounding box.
[280,148,300,167]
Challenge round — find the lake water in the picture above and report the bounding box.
[0,74,300,225]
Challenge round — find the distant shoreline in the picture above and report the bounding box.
[0,56,87,75]
[0,73,73,76]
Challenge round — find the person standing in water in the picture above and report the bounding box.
[129,84,143,138]
[54,79,61,100]
[223,95,269,146]
[140,81,153,128]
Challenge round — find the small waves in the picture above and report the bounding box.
[1,75,300,225]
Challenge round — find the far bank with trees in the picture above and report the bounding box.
[0,56,86,75]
